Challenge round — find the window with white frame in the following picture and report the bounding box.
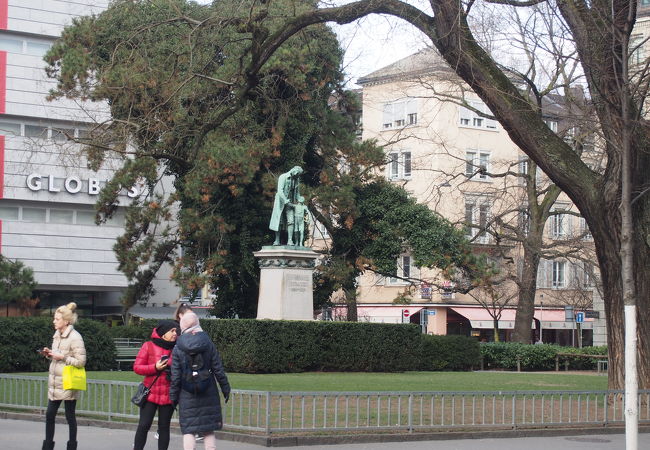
[518,210,530,236]
[549,204,569,238]
[465,150,490,181]
[465,198,491,243]
[581,261,594,288]
[459,100,498,130]
[552,260,566,288]
[0,36,51,57]
[388,255,419,284]
[518,157,529,177]
[630,34,646,66]
[579,217,593,240]
[382,99,418,129]
[0,205,123,227]
[388,151,412,179]
[313,218,329,239]
[0,119,86,141]
[544,119,558,133]
[517,156,543,185]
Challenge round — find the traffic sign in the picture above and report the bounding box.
[575,312,584,323]
[402,309,410,318]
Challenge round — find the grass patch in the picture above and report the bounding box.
[20,370,608,392]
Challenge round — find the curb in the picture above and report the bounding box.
[1,411,648,447]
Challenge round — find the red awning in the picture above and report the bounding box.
[534,309,594,330]
[333,306,424,324]
[449,307,594,330]
[449,307,526,330]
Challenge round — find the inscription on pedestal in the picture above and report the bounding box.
[286,273,311,293]
[255,247,319,320]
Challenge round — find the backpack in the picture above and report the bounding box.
[180,351,213,395]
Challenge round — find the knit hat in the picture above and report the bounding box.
[156,320,179,337]
[179,311,199,332]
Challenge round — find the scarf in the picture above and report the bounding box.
[152,337,176,350]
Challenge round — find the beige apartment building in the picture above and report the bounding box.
[344,49,605,345]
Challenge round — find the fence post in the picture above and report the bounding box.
[265,392,272,435]
[106,383,111,422]
[555,355,559,371]
[408,394,413,433]
[516,355,521,372]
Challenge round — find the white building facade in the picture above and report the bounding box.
[353,49,605,346]
[0,0,132,319]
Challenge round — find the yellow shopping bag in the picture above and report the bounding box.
[62,365,87,391]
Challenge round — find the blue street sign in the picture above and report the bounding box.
[427,310,436,316]
[575,312,584,323]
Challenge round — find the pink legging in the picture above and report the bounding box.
[183,432,216,450]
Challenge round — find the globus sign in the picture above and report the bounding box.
[26,173,141,198]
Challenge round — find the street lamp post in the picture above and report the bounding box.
[538,301,543,344]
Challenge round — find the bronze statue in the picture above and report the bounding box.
[269,166,304,246]
[293,195,310,247]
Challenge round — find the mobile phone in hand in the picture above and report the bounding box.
[160,355,169,362]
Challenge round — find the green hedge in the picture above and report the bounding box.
[420,334,481,371]
[109,319,481,373]
[106,321,158,341]
[0,317,116,372]
[203,319,423,373]
[480,342,607,371]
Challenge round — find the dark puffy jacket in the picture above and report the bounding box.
[133,329,174,405]
[170,330,231,434]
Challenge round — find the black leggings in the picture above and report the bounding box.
[133,401,174,450]
[45,399,77,442]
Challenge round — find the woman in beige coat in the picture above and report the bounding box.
[39,302,86,450]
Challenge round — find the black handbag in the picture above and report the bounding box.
[131,371,162,407]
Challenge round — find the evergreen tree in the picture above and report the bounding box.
[0,255,37,307]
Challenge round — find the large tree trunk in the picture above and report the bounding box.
[512,178,557,344]
[493,318,500,342]
[512,246,540,344]
[344,285,358,322]
[590,184,650,390]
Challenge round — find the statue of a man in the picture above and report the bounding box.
[269,166,304,246]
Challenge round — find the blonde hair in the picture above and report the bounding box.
[55,302,78,325]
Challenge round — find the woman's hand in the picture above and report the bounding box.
[155,359,169,371]
[49,351,64,361]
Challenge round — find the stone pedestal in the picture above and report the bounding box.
[254,246,319,320]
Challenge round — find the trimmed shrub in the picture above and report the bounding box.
[1,317,53,372]
[314,321,421,372]
[203,319,422,373]
[86,320,484,373]
[480,342,608,371]
[0,317,116,372]
[107,321,157,341]
[75,319,116,371]
[204,319,321,373]
[420,334,480,371]
[555,345,608,370]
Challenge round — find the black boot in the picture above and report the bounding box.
[41,440,54,450]
[66,441,77,450]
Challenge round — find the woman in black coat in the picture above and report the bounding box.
[170,312,230,450]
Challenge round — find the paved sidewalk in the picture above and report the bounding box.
[1,417,648,449]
